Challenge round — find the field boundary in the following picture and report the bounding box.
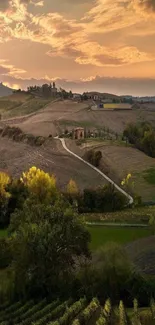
[56,137,134,205]
[86,222,148,227]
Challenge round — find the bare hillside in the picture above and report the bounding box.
[0,137,106,189]
[4,100,89,136]
[3,99,155,137]
[81,143,155,201]
[0,83,13,97]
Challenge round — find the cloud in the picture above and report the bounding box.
[34,1,44,6]
[0,59,26,77]
[0,0,31,11]
[132,0,155,14]
[0,0,155,79]
[0,0,10,11]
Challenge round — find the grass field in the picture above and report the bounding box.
[2,98,50,118]
[88,225,151,250]
[143,167,155,185]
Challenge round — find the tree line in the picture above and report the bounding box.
[123,122,155,158]
[0,168,127,229]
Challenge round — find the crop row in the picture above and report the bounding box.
[33,300,72,325]
[0,301,34,323]
[72,298,100,325]
[96,299,111,325]
[0,298,155,325]
[0,300,59,325]
[50,297,87,325]
[19,299,60,325]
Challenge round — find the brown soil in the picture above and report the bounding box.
[3,99,155,138]
[98,145,155,201]
[0,137,106,190]
[4,100,89,137]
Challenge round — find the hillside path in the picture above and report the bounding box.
[56,137,133,205]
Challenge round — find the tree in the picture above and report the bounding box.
[0,172,11,227]
[149,214,155,235]
[10,199,91,296]
[20,166,57,204]
[69,90,73,98]
[66,179,79,209]
[84,150,102,167]
[6,179,28,221]
[123,122,155,158]
[0,172,11,202]
[78,243,133,302]
[142,130,155,157]
[67,179,79,196]
[0,238,11,269]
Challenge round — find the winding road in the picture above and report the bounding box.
[56,137,134,205]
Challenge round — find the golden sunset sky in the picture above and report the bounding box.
[0,0,155,95]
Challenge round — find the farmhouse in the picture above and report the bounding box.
[73,127,85,140]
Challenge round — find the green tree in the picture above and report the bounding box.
[85,150,102,167]
[78,243,133,302]
[6,179,28,222]
[10,199,91,296]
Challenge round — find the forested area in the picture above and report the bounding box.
[123,122,155,157]
[0,166,155,321]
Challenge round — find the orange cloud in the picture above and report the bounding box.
[0,0,155,76]
[0,59,26,76]
[34,1,44,6]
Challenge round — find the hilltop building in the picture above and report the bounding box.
[51,82,57,96]
[73,127,85,140]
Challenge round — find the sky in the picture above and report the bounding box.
[0,0,155,95]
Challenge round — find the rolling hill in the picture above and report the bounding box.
[0,83,13,97]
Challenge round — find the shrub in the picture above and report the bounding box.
[78,185,127,213]
[84,150,102,167]
[35,136,46,146]
[23,134,36,145]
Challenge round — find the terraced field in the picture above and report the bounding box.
[0,297,154,324]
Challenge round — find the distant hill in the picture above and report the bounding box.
[85,91,120,99]
[0,82,13,97]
